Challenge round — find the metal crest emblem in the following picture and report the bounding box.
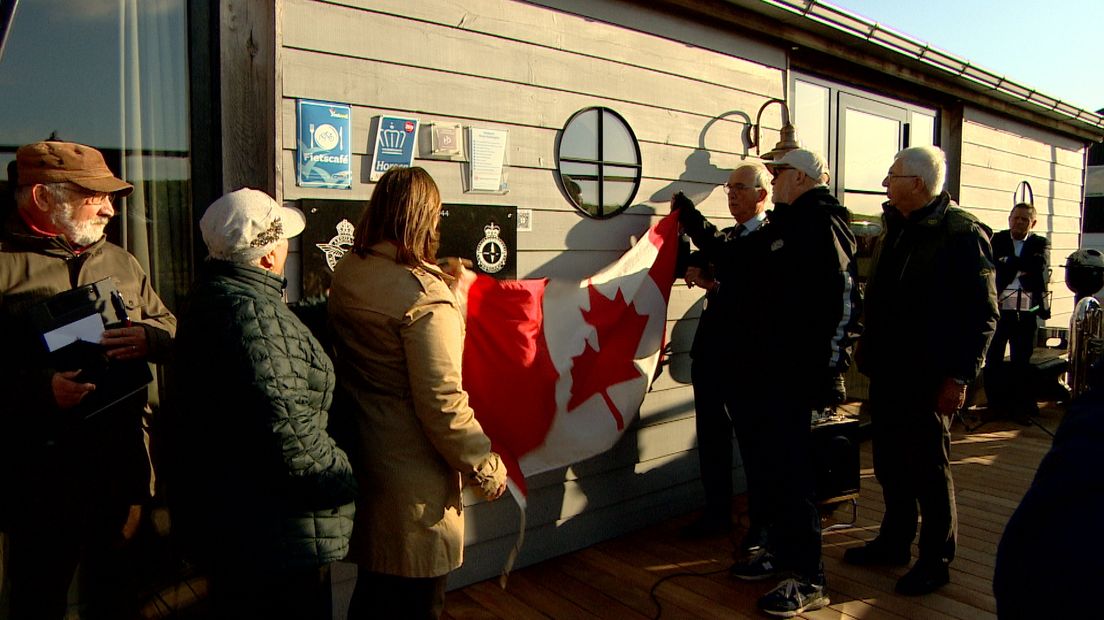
[316,219,355,271]
[475,222,508,274]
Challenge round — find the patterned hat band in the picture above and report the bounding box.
[250,217,284,248]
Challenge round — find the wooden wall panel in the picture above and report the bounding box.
[283,1,780,116]
[279,101,759,183]
[280,49,774,161]
[320,0,786,84]
[220,0,277,193]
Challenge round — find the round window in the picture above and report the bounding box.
[556,107,642,219]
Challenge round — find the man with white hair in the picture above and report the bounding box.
[674,149,860,617]
[0,141,176,618]
[678,163,771,543]
[848,146,997,596]
[168,189,357,618]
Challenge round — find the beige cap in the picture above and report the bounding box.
[766,148,830,183]
[200,188,306,262]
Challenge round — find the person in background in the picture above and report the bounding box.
[167,188,357,619]
[848,145,997,596]
[678,163,770,549]
[0,141,176,619]
[984,202,1050,419]
[328,166,507,620]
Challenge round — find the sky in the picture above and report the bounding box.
[828,0,1104,113]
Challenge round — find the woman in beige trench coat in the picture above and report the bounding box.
[328,167,507,619]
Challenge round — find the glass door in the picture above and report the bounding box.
[837,93,907,218]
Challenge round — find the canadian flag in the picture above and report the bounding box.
[462,211,680,500]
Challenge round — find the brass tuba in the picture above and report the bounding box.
[1069,296,1104,398]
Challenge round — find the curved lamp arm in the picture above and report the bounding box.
[751,98,799,161]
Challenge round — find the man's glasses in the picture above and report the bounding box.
[722,184,760,194]
[64,186,115,205]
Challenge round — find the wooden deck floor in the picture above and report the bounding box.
[445,406,1061,619]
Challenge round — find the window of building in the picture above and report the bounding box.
[791,75,938,218]
[556,107,642,219]
[0,0,192,311]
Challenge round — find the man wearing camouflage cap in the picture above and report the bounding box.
[0,141,176,618]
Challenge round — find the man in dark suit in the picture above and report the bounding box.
[679,163,770,542]
[984,202,1050,418]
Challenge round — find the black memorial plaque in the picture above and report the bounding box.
[299,199,365,299]
[297,200,517,299]
[439,203,517,280]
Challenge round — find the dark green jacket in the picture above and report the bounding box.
[858,193,998,384]
[168,261,356,572]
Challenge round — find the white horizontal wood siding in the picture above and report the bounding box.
[959,107,1087,327]
[277,0,787,590]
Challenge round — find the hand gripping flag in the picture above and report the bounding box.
[462,211,680,504]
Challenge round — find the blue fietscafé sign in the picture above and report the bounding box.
[297,100,352,189]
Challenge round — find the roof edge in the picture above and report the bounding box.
[737,0,1103,139]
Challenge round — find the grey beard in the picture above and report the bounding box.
[50,206,107,247]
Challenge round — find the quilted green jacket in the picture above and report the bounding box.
[168,260,356,572]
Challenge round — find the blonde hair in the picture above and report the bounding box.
[352,167,441,266]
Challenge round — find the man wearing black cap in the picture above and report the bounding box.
[0,141,176,618]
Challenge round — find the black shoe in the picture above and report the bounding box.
[842,540,911,566]
[678,513,731,539]
[739,525,768,554]
[757,577,830,617]
[895,562,950,596]
[729,548,779,581]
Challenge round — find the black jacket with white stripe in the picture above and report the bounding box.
[679,186,861,406]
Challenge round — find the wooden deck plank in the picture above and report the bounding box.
[441,589,503,620]
[516,560,653,620]
[449,407,1059,619]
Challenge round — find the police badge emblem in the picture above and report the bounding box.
[475,222,508,274]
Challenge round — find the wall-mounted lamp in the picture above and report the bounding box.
[750,98,799,161]
[1013,180,1034,207]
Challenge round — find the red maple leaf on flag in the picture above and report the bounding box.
[567,283,650,430]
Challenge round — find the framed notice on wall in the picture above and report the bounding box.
[466,127,509,193]
[296,99,352,189]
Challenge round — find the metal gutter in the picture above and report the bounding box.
[755,0,1104,135]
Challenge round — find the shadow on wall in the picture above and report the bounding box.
[649,110,753,206]
[661,295,705,387]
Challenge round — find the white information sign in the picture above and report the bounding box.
[468,127,508,193]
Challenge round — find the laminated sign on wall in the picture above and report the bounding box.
[296,99,352,189]
[370,115,420,182]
